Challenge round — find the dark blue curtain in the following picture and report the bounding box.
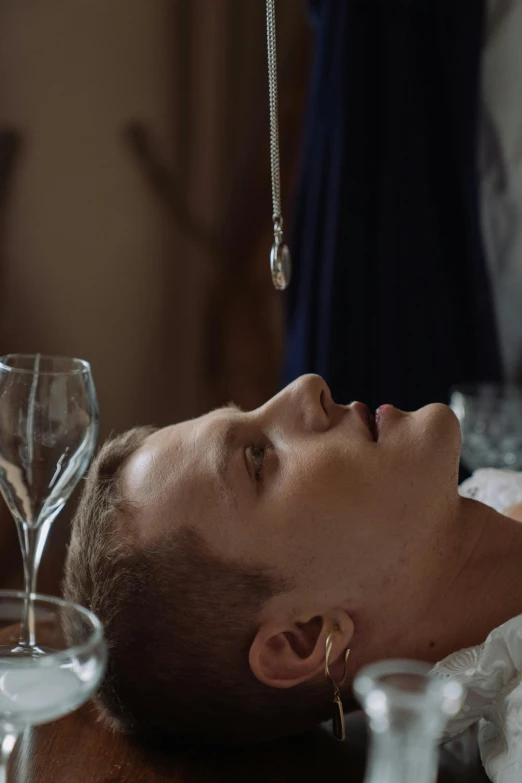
[283,0,503,411]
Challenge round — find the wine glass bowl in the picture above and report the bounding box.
[0,355,98,530]
[0,354,98,648]
[450,384,522,472]
[0,591,106,779]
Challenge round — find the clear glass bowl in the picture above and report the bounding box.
[0,591,107,780]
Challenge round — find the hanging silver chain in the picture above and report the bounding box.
[266,0,282,229]
[266,0,291,290]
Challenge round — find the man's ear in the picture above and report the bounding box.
[249,611,354,689]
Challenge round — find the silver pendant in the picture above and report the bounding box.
[270,240,292,291]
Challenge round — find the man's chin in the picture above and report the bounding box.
[406,403,462,465]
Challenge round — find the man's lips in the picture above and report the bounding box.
[374,404,396,435]
[350,402,398,440]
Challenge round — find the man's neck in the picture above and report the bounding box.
[401,496,522,663]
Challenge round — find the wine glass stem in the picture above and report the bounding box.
[18,521,50,648]
[0,733,18,783]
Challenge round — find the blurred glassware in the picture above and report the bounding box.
[450,384,522,472]
[0,354,98,650]
[354,659,465,783]
[0,590,106,782]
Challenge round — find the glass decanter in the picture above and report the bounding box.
[354,659,465,783]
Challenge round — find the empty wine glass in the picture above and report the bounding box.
[0,354,98,650]
[354,659,465,783]
[450,384,522,472]
[0,590,106,783]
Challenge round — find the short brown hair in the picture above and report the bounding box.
[64,427,332,744]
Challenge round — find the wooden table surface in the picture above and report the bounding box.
[9,703,490,783]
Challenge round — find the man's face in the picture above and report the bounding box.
[123,375,461,604]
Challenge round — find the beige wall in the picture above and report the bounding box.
[0,0,182,433]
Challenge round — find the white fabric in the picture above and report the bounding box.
[458,468,522,513]
[431,469,522,782]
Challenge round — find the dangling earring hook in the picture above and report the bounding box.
[325,627,351,685]
[325,625,351,741]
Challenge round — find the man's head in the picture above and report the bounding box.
[64,374,462,742]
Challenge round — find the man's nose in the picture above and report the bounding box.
[267,374,332,433]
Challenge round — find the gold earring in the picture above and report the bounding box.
[325,626,351,742]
